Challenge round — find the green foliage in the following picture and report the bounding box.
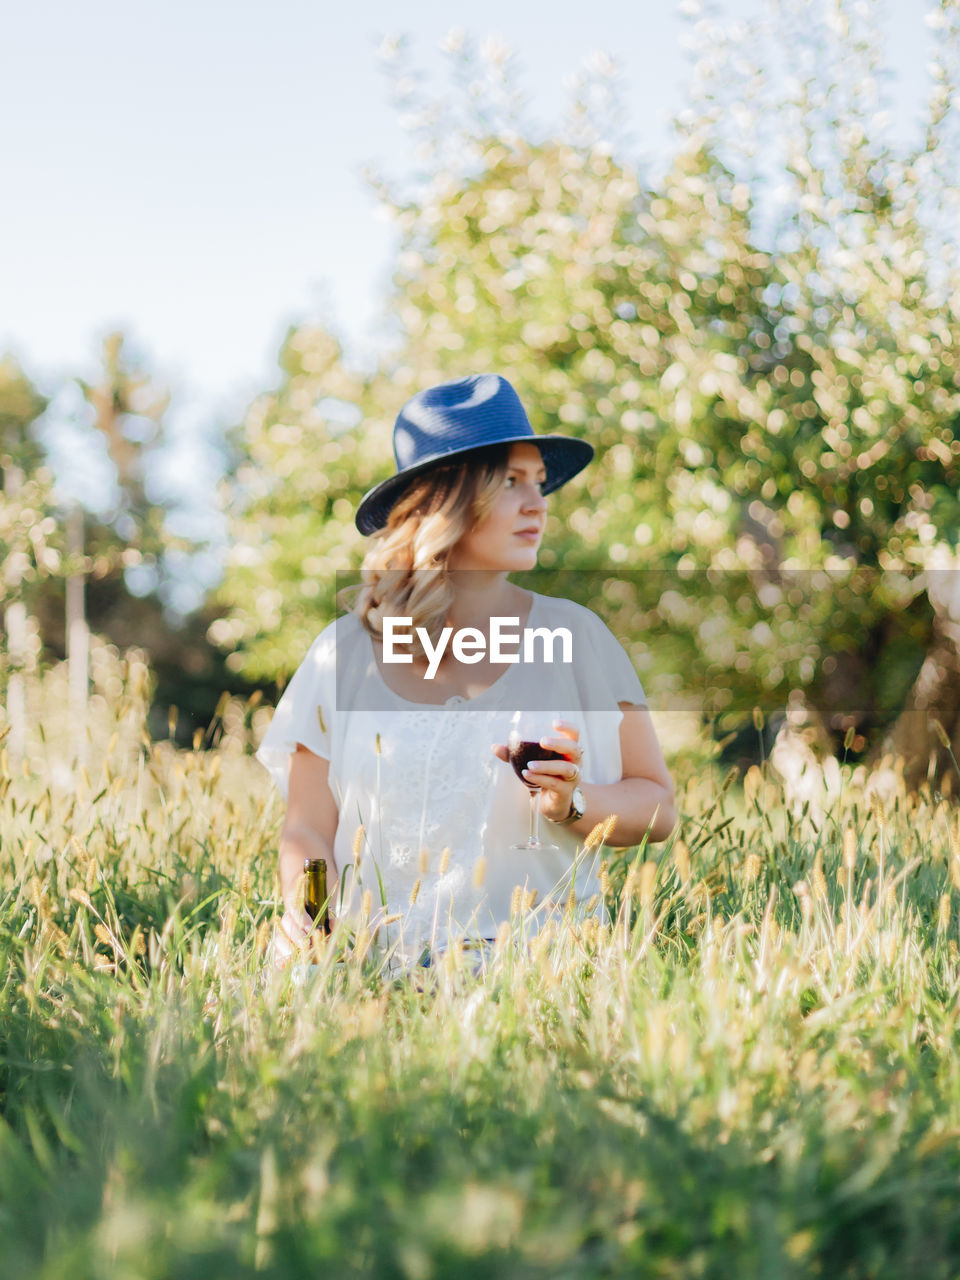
[4,665,960,1275]
[216,2,960,755]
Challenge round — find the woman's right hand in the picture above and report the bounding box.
[273,905,313,967]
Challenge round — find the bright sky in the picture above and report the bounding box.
[0,0,935,535]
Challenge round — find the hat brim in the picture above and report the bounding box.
[354,434,595,536]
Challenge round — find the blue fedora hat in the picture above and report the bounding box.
[355,374,594,535]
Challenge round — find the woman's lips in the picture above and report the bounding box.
[514,529,541,541]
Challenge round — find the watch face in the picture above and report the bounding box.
[572,787,585,816]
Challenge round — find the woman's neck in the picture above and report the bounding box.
[445,571,526,631]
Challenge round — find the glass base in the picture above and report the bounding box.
[511,838,560,851]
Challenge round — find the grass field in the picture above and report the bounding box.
[3,647,960,1279]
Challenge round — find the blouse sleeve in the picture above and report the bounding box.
[583,607,649,709]
[255,622,337,801]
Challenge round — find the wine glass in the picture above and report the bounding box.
[508,710,568,851]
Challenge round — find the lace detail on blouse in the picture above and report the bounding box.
[354,706,503,951]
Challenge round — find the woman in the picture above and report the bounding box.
[258,374,676,970]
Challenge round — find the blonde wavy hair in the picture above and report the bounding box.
[341,444,512,658]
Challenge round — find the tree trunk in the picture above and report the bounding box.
[867,572,960,793]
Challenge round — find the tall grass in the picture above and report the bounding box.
[3,647,960,1278]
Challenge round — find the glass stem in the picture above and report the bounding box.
[529,787,539,846]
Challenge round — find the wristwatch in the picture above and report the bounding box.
[554,785,585,826]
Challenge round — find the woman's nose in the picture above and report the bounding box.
[522,485,547,512]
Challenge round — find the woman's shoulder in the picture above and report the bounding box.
[297,611,365,671]
[530,591,606,633]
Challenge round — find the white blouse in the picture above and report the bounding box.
[257,591,648,965]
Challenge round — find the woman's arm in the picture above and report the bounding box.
[568,704,677,846]
[274,744,340,960]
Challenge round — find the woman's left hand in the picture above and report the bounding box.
[492,720,583,824]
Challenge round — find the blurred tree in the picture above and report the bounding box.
[0,356,58,755]
[212,327,393,681]
[216,1,960,787]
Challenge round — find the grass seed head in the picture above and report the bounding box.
[409,878,422,906]
[673,838,691,885]
[438,846,451,876]
[639,860,657,906]
[938,893,951,932]
[743,766,762,808]
[743,852,761,884]
[932,719,952,749]
[812,863,828,902]
[352,825,365,857]
[870,791,887,833]
[583,819,608,851]
[472,857,487,889]
[843,826,857,871]
[418,846,429,873]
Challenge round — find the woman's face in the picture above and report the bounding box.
[449,442,548,573]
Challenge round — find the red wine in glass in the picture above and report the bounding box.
[508,712,568,851]
[509,741,568,790]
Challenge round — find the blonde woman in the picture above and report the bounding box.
[258,374,676,970]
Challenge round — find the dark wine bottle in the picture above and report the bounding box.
[508,740,568,790]
[304,857,331,934]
